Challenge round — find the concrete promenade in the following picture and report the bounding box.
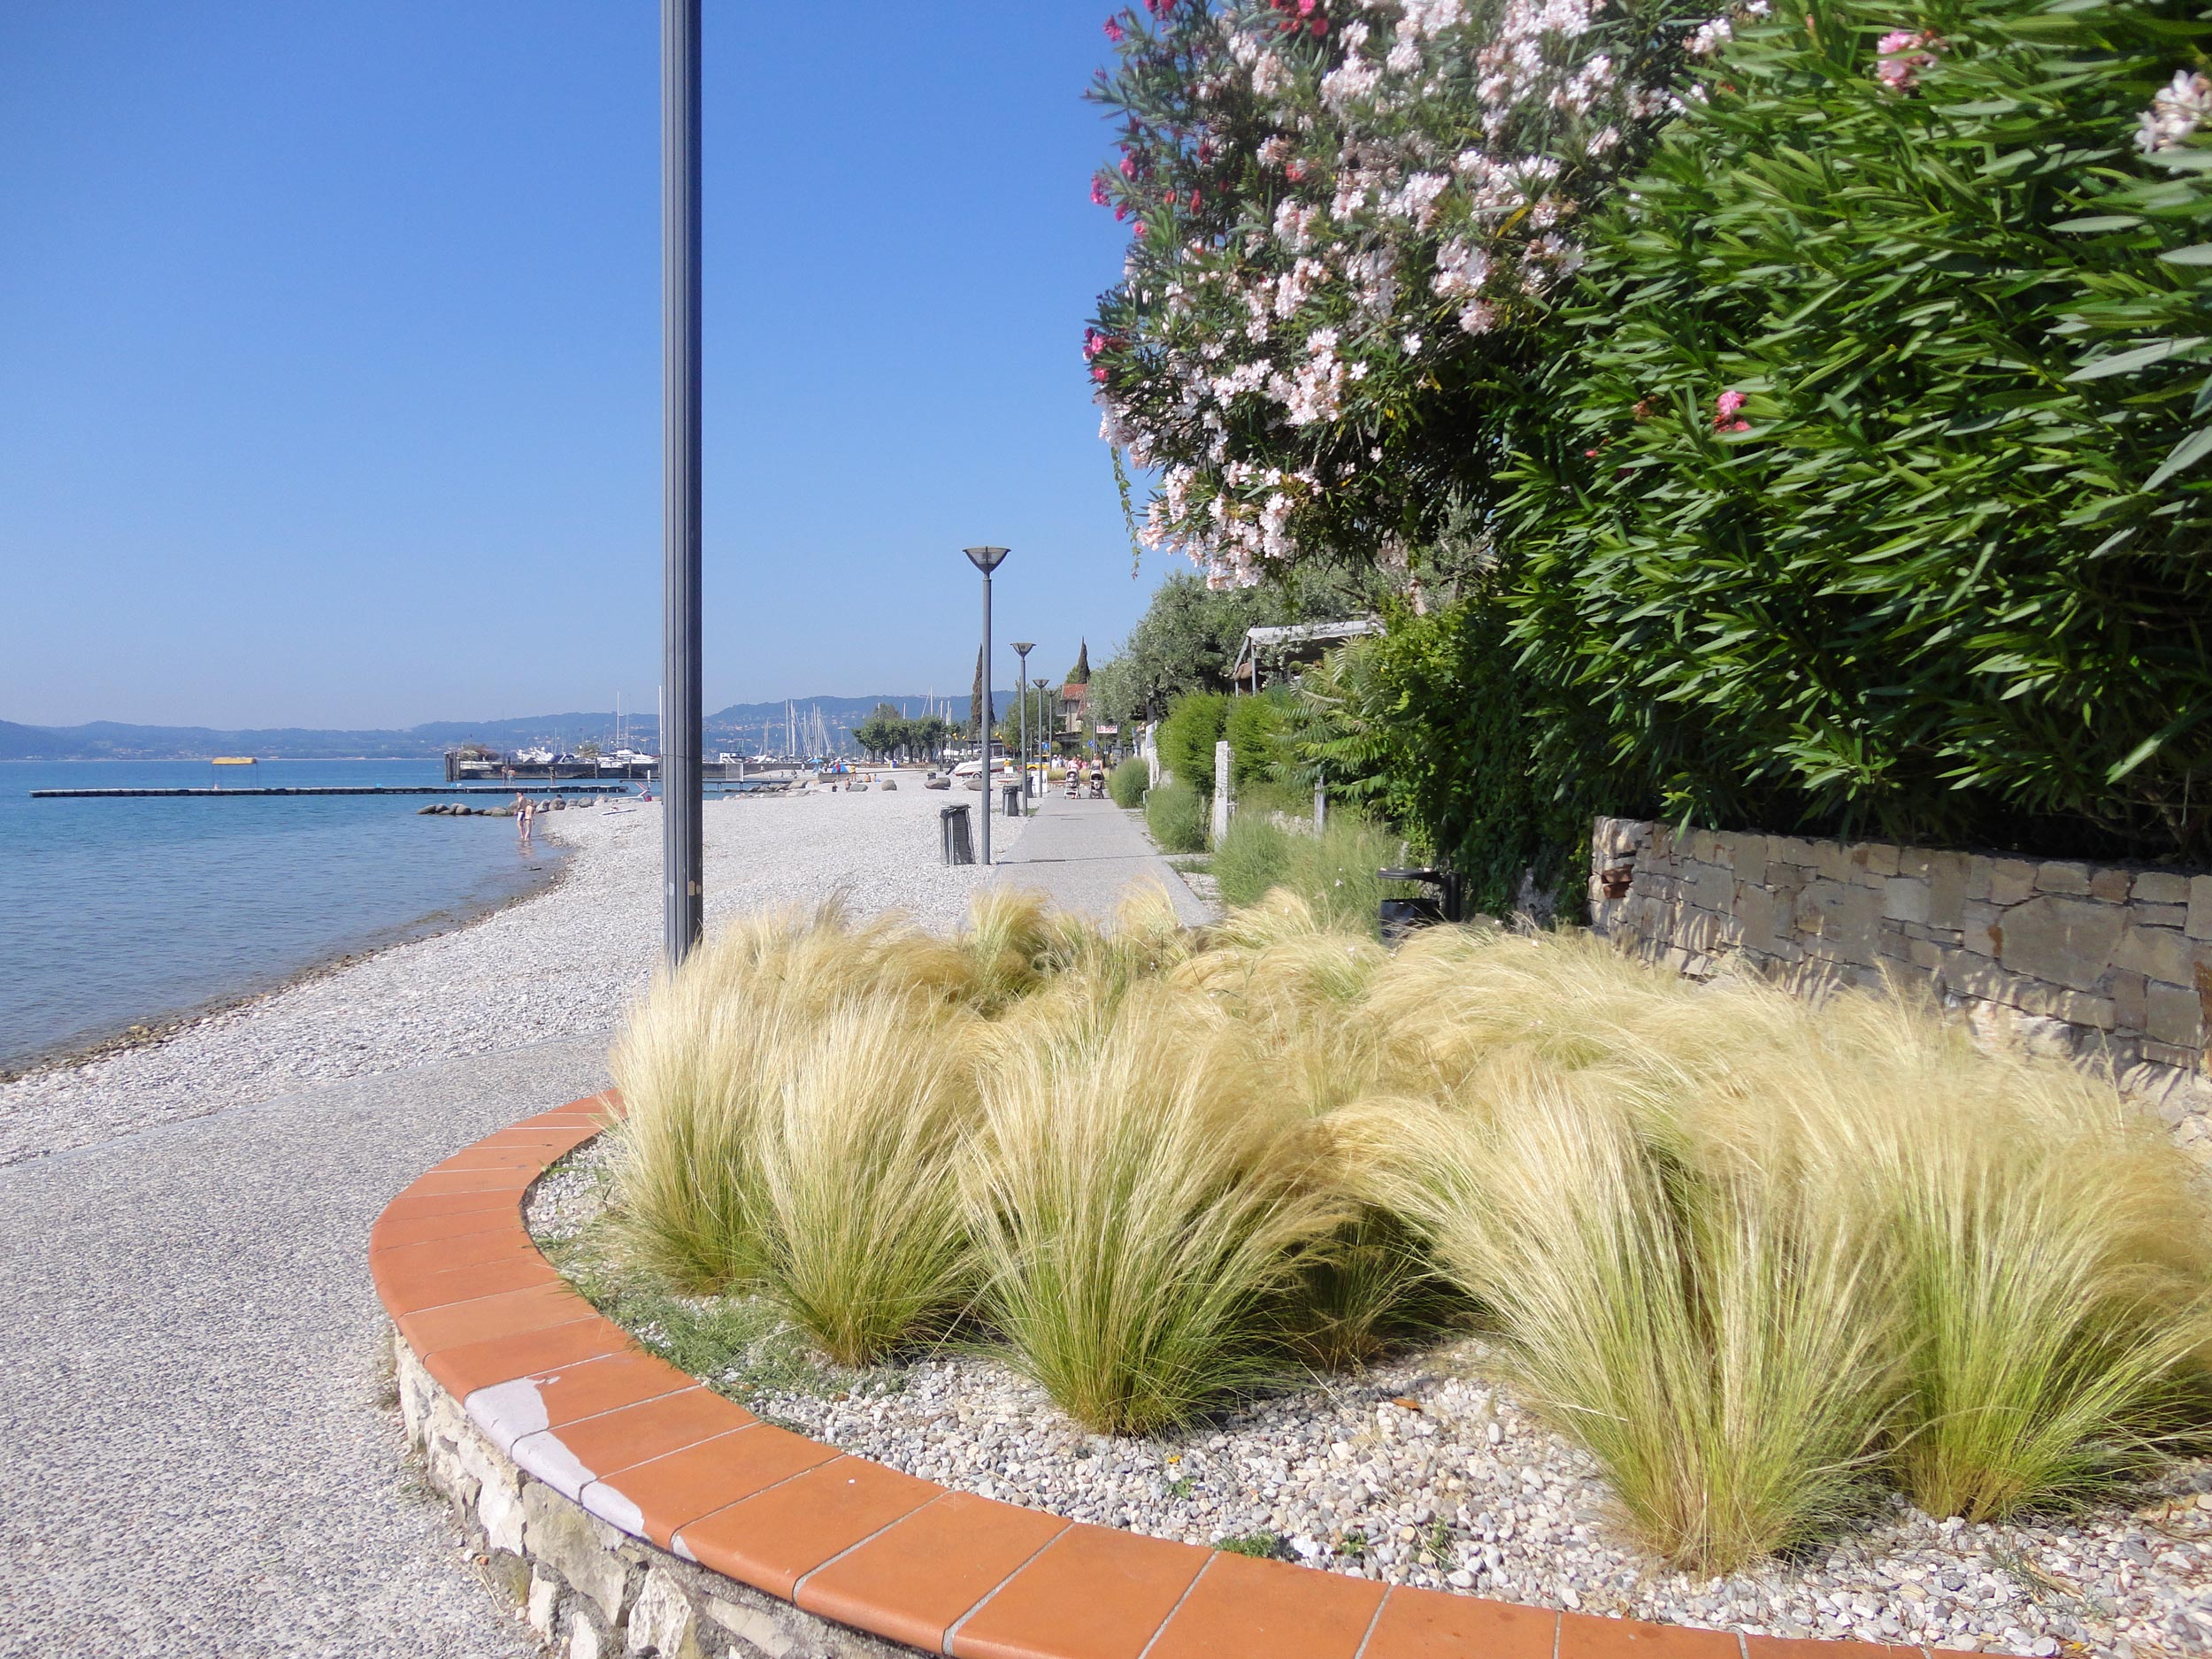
[987,791,1215,927]
[0,1037,612,1659]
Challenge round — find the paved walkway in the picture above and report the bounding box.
[988,792,1215,927]
[0,1036,613,1659]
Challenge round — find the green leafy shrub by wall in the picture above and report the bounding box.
[1506,0,2212,861]
[1157,692,1231,798]
[1281,598,1615,920]
[1224,688,1293,793]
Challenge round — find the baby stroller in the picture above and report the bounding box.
[1087,765,1106,799]
[1064,765,1081,799]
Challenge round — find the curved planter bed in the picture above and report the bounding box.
[373,1097,1916,1659]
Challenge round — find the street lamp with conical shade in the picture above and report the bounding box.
[1011,641,1035,801]
[964,547,1009,864]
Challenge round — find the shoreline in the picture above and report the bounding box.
[0,829,576,1089]
[0,784,1024,1170]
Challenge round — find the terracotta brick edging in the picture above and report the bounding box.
[373,1097,1922,1659]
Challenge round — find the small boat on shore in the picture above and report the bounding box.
[211,757,257,766]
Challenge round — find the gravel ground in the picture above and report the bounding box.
[531,1140,2212,1659]
[0,780,1020,1168]
[0,1036,611,1659]
[2,780,1021,1656]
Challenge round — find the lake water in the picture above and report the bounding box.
[0,759,575,1075]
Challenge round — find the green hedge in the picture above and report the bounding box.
[1281,597,1611,920]
[1156,693,1230,797]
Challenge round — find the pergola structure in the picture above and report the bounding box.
[1232,618,1383,692]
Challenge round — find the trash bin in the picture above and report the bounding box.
[1002,783,1022,818]
[1378,866,1463,944]
[940,803,975,865]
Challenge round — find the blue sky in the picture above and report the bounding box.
[0,3,1159,729]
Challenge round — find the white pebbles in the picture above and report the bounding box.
[750,1349,2209,1655]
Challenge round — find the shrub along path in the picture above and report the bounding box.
[0,1036,611,1659]
[989,791,1215,926]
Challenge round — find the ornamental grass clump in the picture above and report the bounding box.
[1703,991,2212,1523]
[964,977,1352,1434]
[602,895,2210,1563]
[1144,777,1207,853]
[743,990,979,1365]
[1338,1078,1893,1574]
[608,902,991,1355]
[1348,925,2212,1556]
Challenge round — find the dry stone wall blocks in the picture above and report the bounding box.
[1588,817,2211,1161]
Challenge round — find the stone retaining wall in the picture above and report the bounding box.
[396,1334,905,1659]
[1587,818,2212,1156]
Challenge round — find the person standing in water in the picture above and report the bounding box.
[513,791,534,849]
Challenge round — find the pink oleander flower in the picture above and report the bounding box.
[1713,389,1751,431]
[1133,219,1148,237]
[1103,18,1124,43]
[1875,29,1940,94]
[1189,188,1202,213]
[1090,175,1110,207]
[1092,365,1110,382]
[1118,152,1137,180]
[1084,327,1105,359]
[2139,69,2212,153]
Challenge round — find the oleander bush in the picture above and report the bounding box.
[1085,0,2212,888]
[598,893,2212,1573]
[1506,0,2212,861]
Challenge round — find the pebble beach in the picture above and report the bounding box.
[0,781,1018,1168]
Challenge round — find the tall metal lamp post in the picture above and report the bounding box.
[1010,641,1035,801]
[1033,676,1051,772]
[964,546,1010,864]
[662,0,703,968]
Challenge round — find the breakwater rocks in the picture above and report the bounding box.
[419,799,588,818]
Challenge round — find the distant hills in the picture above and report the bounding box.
[0,695,1003,761]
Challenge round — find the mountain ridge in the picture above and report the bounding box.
[0,695,1009,761]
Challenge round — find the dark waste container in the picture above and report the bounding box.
[1378,866,1463,944]
[941,803,975,865]
[1002,783,1023,818]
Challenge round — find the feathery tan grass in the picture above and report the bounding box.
[602,892,2210,1560]
[1337,1079,1892,1573]
[964,977,1351,1433]
[609,902,985,1329]
[745,990,979,1363]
